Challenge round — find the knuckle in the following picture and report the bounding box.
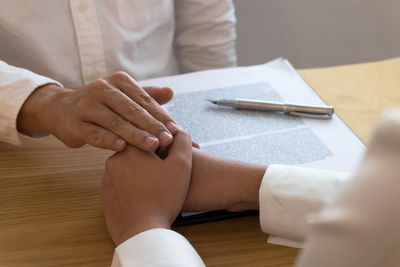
[88,127,103,146]
[138,93,157,107]
[151,108,168,121]
[83,79,110,101]
[127,108,149,126]
[127,111,143,124]
[110,117,123,131]
[105,89,121,103]
[90,78,109,91]
[126,103,141,117]
[111,71,131,82]
[145,117,166,133]
[142,119,166,135]
[150,119,167,132]
[152,120,167,132]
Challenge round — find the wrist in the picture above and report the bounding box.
[115,216,171,246]
[17,84,69,135]
[228,164,266,212]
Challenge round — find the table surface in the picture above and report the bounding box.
[1,59,400,267]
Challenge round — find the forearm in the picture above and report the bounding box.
[184,149,351,244]
[183,149,266,212]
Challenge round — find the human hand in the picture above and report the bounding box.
[101,129,192,246]
[17,72,178,151]
[183,149,266,212]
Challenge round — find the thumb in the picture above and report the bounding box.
[165,129,192,164]
[143,86,174,105]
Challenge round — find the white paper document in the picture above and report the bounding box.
[140,58,366,173]
[140,59,366,248]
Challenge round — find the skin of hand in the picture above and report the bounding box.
[183,149,267,212]
[17,71,180,152]
[101,129,193,246]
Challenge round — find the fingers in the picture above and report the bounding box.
[192,141,200,149]
[101,89,173,147]
[84,106,160,152]
[118,144,159,163]
[165,129,192,165]
[72,73,179,152]
[143,86,174,105]
[106,72,178,135]
[81,123,127,151]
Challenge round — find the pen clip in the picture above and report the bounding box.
[286,111,333,119]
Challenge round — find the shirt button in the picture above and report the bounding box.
[77,2,88,13]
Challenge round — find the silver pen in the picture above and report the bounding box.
[207,98,334,119]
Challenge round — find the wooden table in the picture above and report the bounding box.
[1,59,400,266]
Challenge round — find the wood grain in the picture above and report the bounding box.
[299,58,400,143]
[1,59,399,266]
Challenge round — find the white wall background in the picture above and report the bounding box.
[234,0,400,68]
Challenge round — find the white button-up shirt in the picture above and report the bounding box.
[0,0,237,145]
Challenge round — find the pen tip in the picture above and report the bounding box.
[207,99,217,104]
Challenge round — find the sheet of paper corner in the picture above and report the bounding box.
[139,58,366,248]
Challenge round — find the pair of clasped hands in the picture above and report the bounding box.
[18,72,265,246]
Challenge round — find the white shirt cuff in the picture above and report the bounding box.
[259,164,351,243]
[111,228,205,267]
[0,61,62,145]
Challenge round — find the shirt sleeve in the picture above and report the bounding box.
[0,60,62,145]
[295,109,400,267]
[174,0,237,73]
[111,228,205,267]
[259,164,351,243]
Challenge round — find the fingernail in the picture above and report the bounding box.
[166,121,179,133]
[159,131,173,144]
[144,136,159,148]
[114,138,126,149]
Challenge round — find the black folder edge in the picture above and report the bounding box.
[173,209,259,227]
